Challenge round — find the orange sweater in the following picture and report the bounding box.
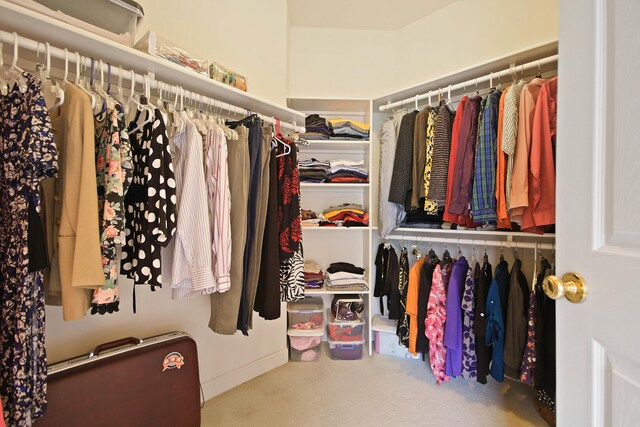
[443,97,468,224]
[407,257,427,355]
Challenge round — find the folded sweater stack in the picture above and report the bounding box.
[299,158,330,183]
[304,260,324,289]
[328,119,370,140]
[325,262,368,290]
[323,203,369,227]
[328,159,368,183]
[301,114,331,140]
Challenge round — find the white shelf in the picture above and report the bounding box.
[391,227,555,239]
[302,226,370,232]
[304,288,370,295]
[301,183,369,189]
[0,1,304,126]
[301,140,370,151]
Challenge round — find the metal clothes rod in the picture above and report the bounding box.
[384,234,555,250]
[379,54,559,112]
[0,30,305,133]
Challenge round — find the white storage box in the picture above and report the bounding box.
[9,0,144,46]
[288,328,323,362]
[372,315,420,359]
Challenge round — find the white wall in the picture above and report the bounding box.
[287,27,397,99]
[138,0,288,104]
[45,0,289,401]
[287,0,559,99]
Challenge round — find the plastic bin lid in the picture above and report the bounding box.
[326,309,365,326]
[287,297,323,312]
[371,315,397,333]
[287,327,325,337]
[328,339,365,346]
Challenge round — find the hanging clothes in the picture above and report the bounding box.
[209,125,250,335]
[502,80,526,213]
[504,258,531,378]
[529,77,558,229]
[426,262,452,385]
[471,88,502,222]
[447,96,482,222]
[410,107,430,209]
[378,110,406,238]
[423,108,439,214]
[388,111,418,205]
[41,82,104,320]
[535,258,556,421]
[429,104,454,208]
[396,248,410,347]
[495,86,512,229]
[120,108,177,295]
[461,260,479,380]
[444,256,469,377]
[417,255,438,354]
[487,259,510,382]
[473,257,493,384]
[443,96,467,224]
[277,136,304,303]
[406,256,427,355]
[374,243,399,317]
[91,101,133,314]
[1,72,58,425]
[510,78,547,233]
[254,141,280,320]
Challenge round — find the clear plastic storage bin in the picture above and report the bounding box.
[328,339,364,360]
[288,328,323,362]
[326,309,364,342]
[287,298,324,330]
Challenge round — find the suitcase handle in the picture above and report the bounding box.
[89,337,143,358]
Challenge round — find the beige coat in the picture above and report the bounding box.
[43,83,104,321]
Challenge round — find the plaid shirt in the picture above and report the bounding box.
[472,89,502,221]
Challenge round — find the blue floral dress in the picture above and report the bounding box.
[0,73,58,425]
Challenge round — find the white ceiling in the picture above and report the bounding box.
[288,0,459,31]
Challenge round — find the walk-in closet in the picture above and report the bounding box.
[1,0,638,426]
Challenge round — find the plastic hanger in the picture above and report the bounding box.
[45,42,65,112]
[129,75,155,134]
[125,69,142,116]
[7,33,27,93]
[0,43,8,96]
[74,52,96,109]
[89,59,108,114]
[441,239,452,266]
[275,118,291,158]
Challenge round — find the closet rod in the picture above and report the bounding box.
[385,235,554,251]
[0,30,306,133]
[379,54,558,112]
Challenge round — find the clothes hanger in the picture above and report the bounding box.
[441,239,452,266]
[499,241,505,263]
[44,42,65,112]
[483,240,489,266]
[275,118,291,158]
[7,33,28,93]
[91,59,109,114]
[129,75,155,134]
[536,60,542,78]
[0,43,8,96]
[125,69,142,116]
[531,242,539,292]
[456,238,463,259]
[74,53,96,109]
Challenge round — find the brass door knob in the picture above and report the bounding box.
[542,272,588,303]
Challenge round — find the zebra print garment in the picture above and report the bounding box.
[280,251,305,302]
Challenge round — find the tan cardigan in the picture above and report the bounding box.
[43,84,104,321]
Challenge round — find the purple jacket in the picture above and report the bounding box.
[444,256,470,377]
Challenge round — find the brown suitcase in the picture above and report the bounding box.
[34,331,201,427]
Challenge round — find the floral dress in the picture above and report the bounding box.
[92,102,133,314]
[0,73,58,425]
[425,263,451,384]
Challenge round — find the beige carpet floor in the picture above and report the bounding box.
[202,345,546,427]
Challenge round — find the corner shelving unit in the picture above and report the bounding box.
[287,98,375,356]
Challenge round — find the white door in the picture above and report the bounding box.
[557,0,640,425]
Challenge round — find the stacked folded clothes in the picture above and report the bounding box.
[322,203,369,227]
[301,114,331,140]
[325,262,368,290]
[304,260,325,289]
[301,209,320,227]
[327,159,368,183]
[299,158,330,183]
[328,119,370,140]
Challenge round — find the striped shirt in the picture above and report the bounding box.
[502,80,526,211]
[472,89,502,221]
[205,126,232,292]
[171,112,216,299]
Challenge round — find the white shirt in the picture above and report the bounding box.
[170,112,216,299]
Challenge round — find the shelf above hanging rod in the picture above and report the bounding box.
[0,1,306,132]
[379,53,558,112]
[384,233,554,250]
